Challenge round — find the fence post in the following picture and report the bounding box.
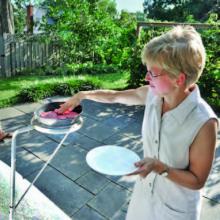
[0,34,6,77]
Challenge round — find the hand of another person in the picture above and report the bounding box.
[0,130,13,142]
[56,93,81,114]
[128,157,157,178]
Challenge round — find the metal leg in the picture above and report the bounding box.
[9,124,74,220]
[9,126,34,220]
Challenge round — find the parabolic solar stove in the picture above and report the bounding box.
[9,100,83,219]
[32,101,83,134]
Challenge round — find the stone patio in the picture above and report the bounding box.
[0,99,219,219]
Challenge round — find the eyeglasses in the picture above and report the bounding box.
[147,69,165,78]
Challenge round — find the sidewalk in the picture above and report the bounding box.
[0,99,219,220]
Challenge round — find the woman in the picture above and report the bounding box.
[57,26,218,220]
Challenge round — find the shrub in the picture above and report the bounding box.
[36,63,120,76]
[128,21,220,111]
[17,79,101,103]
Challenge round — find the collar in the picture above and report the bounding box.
[166,85,201,124]
[149,85,201,125]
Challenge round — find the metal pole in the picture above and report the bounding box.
[9,125,34,220]
[9,122,76,219]
[14,125,73,210]
[9,113,82,219]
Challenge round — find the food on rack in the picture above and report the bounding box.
[40,109,79,120]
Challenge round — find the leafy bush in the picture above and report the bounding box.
[17,85,55,103]
[17,63,121,77]
[41,1,136,67]
[128,26,169,88]
[61,63,120,75]
[198,17,220,111]
[17,79,101,103]
[43,64,120,76]
[128,19,220,111]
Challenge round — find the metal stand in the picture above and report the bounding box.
[9,117,83,220]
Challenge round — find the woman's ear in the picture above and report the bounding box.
[176,73,186,86]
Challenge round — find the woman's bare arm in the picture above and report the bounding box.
[57,85,148,113]
[131,119,218,190]
[164,118,218,189]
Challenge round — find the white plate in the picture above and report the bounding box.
[86,145,140,176]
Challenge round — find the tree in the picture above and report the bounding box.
[0,0,14,35]
[41,0,136,66]
[143,0,220,22]
[12,0,26,34]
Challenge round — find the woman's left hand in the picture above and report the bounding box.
[128,157,157,178]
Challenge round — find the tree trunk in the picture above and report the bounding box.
[0,0,14,35]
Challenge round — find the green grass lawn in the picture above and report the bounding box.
[0,71,130,108]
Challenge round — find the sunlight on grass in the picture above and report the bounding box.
[0,91,17,101]
[95,71,130,89]
[0,71,130,108]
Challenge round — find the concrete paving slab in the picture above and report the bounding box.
[76,170,110,194]
[16,129,52,149]
[103,132,143,158]
[102,115,136,131]
[50,144,90,181]
[213,143,220,171]
[0,137,22,153]
[25,140,59,162]
[0,107,24,120]
[1,114,32,132]
[27,166,93,216]
[81,101,125,120]
[204,168,220,203]
[82,101,144,125]
[77,116,100,131]
[72,205,106,220]
[121,201,130,213]
[81,104,113,122]
[14,102,41,114]
[47,131,103,151]
[96,103,144,120]
[104,175,136,192]
[119,121,142,140]
[78,117,119,142]
[204,143,220,203]
[8,129,57,162]
[111,209,127,220]
[120,105,145,123]
[0,147,44,178]
[129,109,145,123]
[88,182,130,219]
[200,197,220,220]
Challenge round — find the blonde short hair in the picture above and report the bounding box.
[141,25,206,86]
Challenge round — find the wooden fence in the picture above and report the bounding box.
[0,33,60,77]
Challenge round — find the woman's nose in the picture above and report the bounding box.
[145,72,151,81]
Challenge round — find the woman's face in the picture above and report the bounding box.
[145,65,177,97]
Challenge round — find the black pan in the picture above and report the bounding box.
[34,102,82,127]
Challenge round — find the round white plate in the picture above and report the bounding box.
[86,145,140,176]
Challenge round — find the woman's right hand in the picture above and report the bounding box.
[56,93,82,114]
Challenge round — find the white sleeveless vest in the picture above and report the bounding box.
[126,85,217,220]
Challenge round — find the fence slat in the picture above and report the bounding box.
[0,36,5,77]
[0,34,60,77]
